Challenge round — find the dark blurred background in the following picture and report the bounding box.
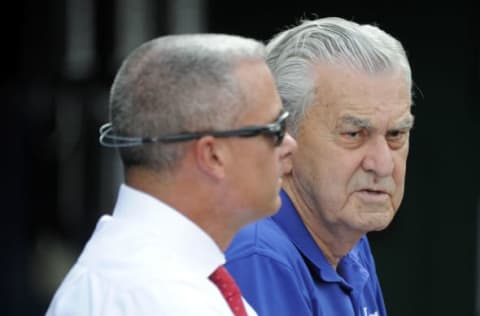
[2,1,479,315]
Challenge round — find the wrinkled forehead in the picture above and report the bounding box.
[311,62,412,103]
[307,65,412,128]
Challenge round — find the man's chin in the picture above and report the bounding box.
[365,214,395,232]
[267,196,282,217]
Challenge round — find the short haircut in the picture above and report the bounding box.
[109,34,266,170]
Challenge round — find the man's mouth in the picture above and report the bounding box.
[362,189,386,194]
[355,189,390,203]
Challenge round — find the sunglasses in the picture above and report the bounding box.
[99,110,289,148]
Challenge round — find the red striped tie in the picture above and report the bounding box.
[209,266,248,316]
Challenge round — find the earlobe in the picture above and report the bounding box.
[195,136,226,180]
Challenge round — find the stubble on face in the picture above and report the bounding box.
[291,63,413,237]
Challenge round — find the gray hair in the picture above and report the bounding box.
[109,34,266,171]
[266,17,412,136]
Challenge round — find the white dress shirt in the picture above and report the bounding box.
[46,184,257,316]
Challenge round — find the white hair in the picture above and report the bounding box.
[266,17,412,135]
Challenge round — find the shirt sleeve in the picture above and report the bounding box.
[226,252,313,316]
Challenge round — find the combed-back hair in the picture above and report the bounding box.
[266,17,412,136]
[109,34,266,171]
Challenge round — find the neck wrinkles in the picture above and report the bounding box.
[283,175,362,269]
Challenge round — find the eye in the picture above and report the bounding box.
[387,130,409,148]
[338,129,368,148]
[345,131,360,138]
[342,129,365,140]
[387,129,407,139]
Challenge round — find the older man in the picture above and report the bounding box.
[46,33,297,316]
[226,17,414,316]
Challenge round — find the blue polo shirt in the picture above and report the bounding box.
[226,190,387,316]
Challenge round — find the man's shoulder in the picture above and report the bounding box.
[226,217,299,264]
[46,262,230,316]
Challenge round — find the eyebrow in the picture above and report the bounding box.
[394,114,415,130]
[338,115,372,129]
[338,114,415,130]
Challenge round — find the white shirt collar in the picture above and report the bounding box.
[111,184,225,277]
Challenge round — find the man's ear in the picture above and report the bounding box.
[194,136,227,180]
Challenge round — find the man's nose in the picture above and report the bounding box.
[361,136,394,178]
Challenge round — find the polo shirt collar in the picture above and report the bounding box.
[272,190,369,292]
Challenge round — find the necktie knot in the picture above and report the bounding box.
[209,266,247,316]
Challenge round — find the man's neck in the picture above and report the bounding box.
[125,166,237,252]
[282,177,363,269]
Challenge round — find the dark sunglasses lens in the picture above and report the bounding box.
[274,119,287,146]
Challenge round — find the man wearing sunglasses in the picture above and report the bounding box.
[226,17,414,316]
[46,33,297,316]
